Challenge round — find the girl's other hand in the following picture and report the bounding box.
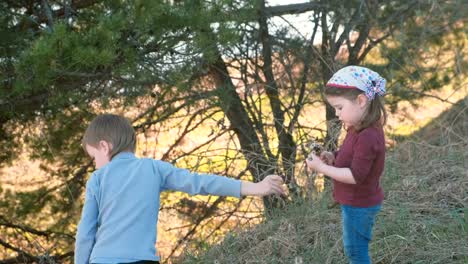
[305,152,325,172]
[320,151,335,165]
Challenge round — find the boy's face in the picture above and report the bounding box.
[85,141,111,169]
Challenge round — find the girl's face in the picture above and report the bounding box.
[85,141,112,169]
[326,94,368,127]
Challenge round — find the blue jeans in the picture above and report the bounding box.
[341,204,381,264]
[92,260,159,264]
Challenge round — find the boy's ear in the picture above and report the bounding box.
[99,140,113,155]
[357,94,369,108]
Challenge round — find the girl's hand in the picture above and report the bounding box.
[320,151,335,165]
[305,152,325,172]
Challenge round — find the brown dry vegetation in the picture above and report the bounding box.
[181,98,467,264]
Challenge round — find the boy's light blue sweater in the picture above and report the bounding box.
[75,152,241,264]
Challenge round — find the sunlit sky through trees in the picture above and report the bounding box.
[268,0,322,43]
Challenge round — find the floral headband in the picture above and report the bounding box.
[326,66,386,100]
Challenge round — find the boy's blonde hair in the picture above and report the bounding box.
[82,114,136,158]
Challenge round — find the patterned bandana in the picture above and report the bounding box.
[326,66,386,100]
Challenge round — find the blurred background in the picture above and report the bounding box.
[0,1,466,263]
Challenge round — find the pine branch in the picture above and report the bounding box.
[41,0,54,30]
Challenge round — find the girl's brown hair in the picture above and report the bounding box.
[82,114,136,158]
[324,86,387,131]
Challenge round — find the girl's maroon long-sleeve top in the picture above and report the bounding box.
[333,125,386,207]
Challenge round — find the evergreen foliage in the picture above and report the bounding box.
[0,0,465,262]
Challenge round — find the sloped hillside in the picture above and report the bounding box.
[181,98,467,264]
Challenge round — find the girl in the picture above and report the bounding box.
[306,66,387,264]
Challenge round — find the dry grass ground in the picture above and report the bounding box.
[181,98,467,264]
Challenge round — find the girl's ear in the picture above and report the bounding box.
[357,94,369,108]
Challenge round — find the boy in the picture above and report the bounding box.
[75,114,285,264]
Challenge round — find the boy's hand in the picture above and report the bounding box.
[240,175,285,197]
[320,151,335,165]
[305,152,325,172]
[259,175,285,196]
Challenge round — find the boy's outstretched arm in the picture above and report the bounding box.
[240,175,285,196]
[157,160,285,198]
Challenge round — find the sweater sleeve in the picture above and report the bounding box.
[75,175,99,264]
[349,130,378,184]
[155,160,241,198]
